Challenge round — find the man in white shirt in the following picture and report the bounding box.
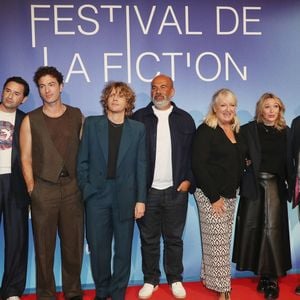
[0,77,30,300]
[133,74,196,299]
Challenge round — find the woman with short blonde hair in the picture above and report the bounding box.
[192,88,246,300]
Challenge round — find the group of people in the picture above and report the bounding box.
[192,90,296,300]
[0,67,299,300]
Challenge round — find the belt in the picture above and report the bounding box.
[259,172,276,179]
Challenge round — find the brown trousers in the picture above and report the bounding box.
[31,176,84,300]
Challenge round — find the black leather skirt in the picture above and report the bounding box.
[232,172,292,277]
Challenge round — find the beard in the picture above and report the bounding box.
[151,95,171,109]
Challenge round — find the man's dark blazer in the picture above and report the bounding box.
[11,109,30,206]
[291,116,300,172]
[132,102,196,193]
[291,116,300,207]
[77,115,147,221]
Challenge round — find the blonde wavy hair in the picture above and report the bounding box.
[100,81,136,116]
[254,92,286,130]
[204,88,240,133]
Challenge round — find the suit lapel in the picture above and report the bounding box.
[96,117,109,163]
[11,110,22,165]
[251,122,261,153]
[117,118,132,168]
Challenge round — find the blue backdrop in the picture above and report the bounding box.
[1,0,300,293]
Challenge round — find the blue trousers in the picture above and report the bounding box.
[85,180,134,300]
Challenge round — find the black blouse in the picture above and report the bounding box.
[257,123,286,178]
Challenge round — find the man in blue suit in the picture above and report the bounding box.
[77,81,147,300]
[0,77,30,300]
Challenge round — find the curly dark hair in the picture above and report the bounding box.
[33,66,63,86]
[100,81,136,116]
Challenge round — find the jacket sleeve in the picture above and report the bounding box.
[136,124,147,203]
[186,120,197,194]
[192,124,221,203]
[77,118,98,201]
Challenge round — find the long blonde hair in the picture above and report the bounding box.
[254,92,286,130]
[204,88,240,133]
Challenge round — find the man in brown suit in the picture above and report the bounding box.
[20,66,84,300]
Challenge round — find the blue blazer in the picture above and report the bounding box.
[77,115,147,220]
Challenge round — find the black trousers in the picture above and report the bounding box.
[0,174,28,299]
[137,187,188,285]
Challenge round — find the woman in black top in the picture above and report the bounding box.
[192,89,245,300]
[232,93,293,300]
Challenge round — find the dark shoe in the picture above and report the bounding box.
[295,285,300,295]
[264,281,279,299]
[257,278,269,293]
[69,296,83,300]
[94,297,108,300]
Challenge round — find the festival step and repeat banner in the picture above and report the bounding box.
[1,0,300,292]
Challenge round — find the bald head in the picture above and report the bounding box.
[151,74,175,110]
[151,74,173,88]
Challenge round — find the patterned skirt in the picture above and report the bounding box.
[194,188,236,292]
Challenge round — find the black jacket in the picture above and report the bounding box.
[291,116,300,207]
[132,102,196,193]
[192,123,246,203]
[239,121,293,203]
[10,109,30,206]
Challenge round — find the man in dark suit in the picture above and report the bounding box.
[291,116,300,295]
[77,81,147,300]
[0,77,30,300]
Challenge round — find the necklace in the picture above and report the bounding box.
[261,123,274,133]
[109,120,123,128]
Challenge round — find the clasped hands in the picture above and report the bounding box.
[212,197,226,216]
